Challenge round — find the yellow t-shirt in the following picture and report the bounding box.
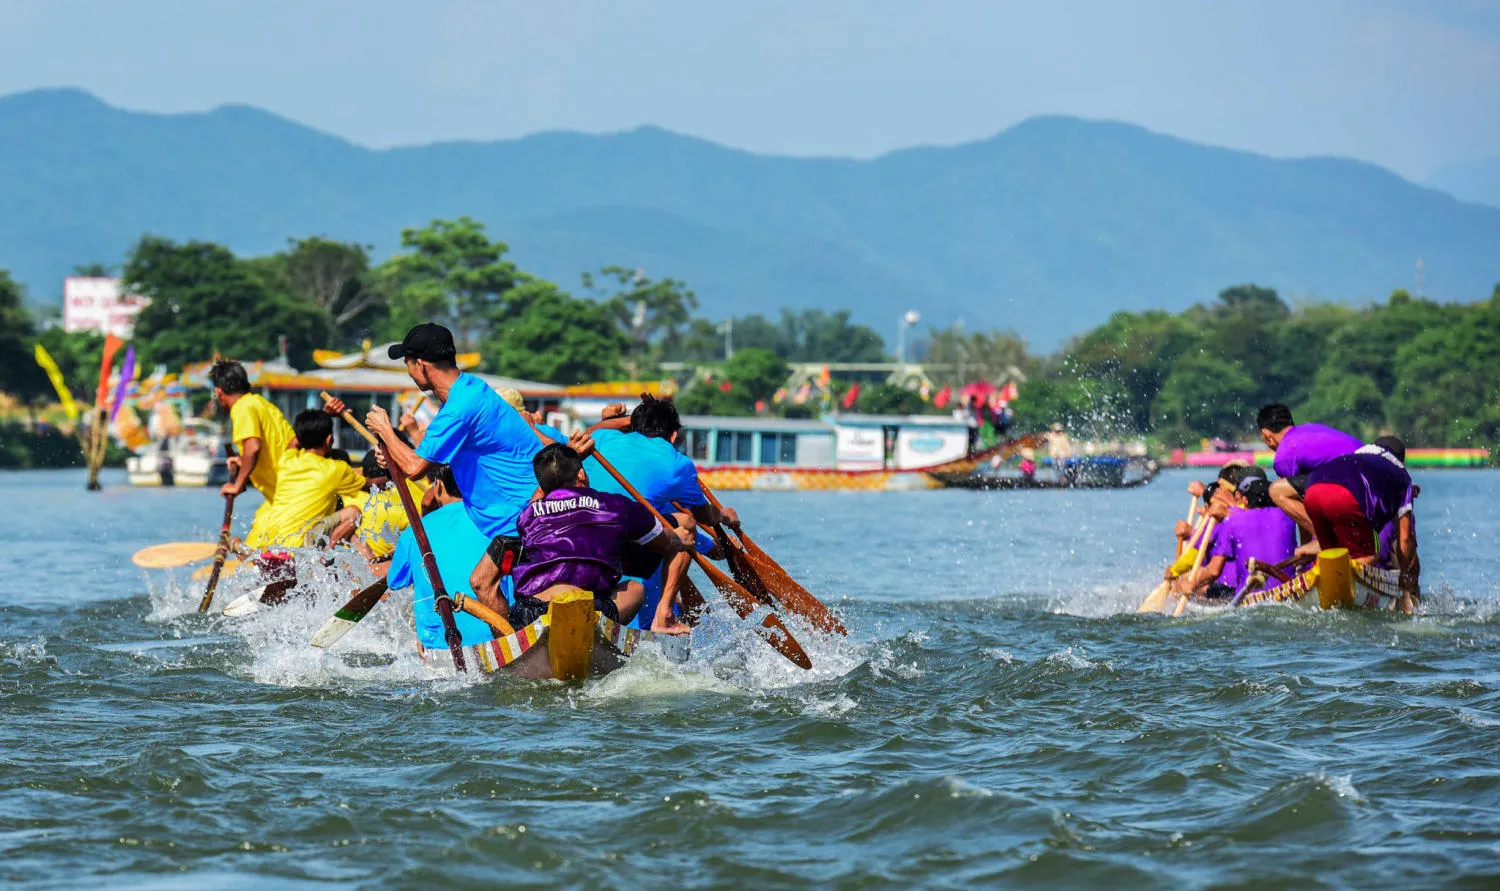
[345,479,426,558]
[245,450,366,550]
[230,393,295,501]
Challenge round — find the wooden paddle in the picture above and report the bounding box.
[132,541,221,569]
[1138,507,1206,613]
[536,424,810,670]
[1175,495,1199,560]
[197,494,237,612]
[451,592,516,637]
[309,579,391,648]
[322,393,466,672]
[1171,516,1217,617]
[699,483,848,636]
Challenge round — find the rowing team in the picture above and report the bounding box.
[1162,403,1419,612]
[208,321,736,655]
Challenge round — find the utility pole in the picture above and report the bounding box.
[720,318,733,360]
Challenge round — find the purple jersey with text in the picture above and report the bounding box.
[1208,506,1298,590]
[1306,445,1415,531]
[514,487,662,600]
[1272,423,1363,479]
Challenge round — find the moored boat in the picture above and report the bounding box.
[420,588,691,680]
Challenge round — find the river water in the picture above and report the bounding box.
[3,467,1499,888]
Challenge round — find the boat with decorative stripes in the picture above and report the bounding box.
[1233,548,1408,612]
[419,588,690,680]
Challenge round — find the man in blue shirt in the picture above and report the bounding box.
[583,396,737,633]
[386,464,498,653]
[366,323,540,539]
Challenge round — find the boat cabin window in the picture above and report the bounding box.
[715,431,754,464]
[759,432,798,465]
[676,428,710,461]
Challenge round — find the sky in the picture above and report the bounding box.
[1,0,1498,179]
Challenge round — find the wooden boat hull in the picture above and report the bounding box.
[421,592,691,680]
[699,435,1043,491]
[1152,548,1405,615]
[933,458,1160,490]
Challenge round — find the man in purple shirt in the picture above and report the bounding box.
[1304,436,1419,611]
[469,442,691,629]
[1256,404,1363,536]
[1185,474,1298,599]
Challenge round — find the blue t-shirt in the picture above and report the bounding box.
[583,428,708,515]
[416,373,541,537]
[387,501,498,650]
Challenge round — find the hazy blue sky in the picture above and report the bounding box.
[2,0,1497,178]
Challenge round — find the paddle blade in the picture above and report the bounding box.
[192,559,243,582]
[309,580,390,649]
[696,555,812,670]
[132,542,220,569]
[222,588,267,618]
[736,531,848,635]
[1137,581,1170,614]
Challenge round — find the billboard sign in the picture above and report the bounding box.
[63,277,149,338]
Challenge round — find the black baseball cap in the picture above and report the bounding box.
[388,323,456,362]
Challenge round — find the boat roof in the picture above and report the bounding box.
[831,413,970,429]
[678,415,834,433]
[258,366,565,396]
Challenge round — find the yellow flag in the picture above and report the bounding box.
[33,344,79,420]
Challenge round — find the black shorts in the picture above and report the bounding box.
[507,593,619,629]
[621,513,680,579]
[1203,582,1237,601]
[1288,473,1310,497]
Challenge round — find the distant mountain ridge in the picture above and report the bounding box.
[1427,156,1500,211]
[3,87,1498,348]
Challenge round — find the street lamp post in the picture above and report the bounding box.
[896,309,921,374]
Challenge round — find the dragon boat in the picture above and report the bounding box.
[1233,548,1407,612]
[419,588,691,680]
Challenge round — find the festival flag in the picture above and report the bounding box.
[772,387,787,404]
[109,347,136,423]
[33,344,78,420]
[793,381,811,404]
[95,334,125,408]
[755,400,767,414]
[719,381,733,392]
[1000,381,1019,403]
[841,382,861,409]
[933,385,952,409]
[817,365,832,386]
[919,381,932,402]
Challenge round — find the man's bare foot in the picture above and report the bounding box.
[650,616,692,636]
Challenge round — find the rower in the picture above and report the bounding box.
[1256,404,1362,536]
[363,323,542,542]
[469,442,693,631]
[1175,472,1297,600]
[583,395,734,634]
[243,410,369,551]
[212,359,295,543]
[1375,438,1420,576]
[1171,464,1249,557]
[331,449,426,575]
[386,463,497,655]
[1302,436,1419,612]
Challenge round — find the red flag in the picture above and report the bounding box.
[841,382,861,409]
[95,334,125,407]
[933,385,952,408]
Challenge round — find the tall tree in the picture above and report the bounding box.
[0,271,46,401]
[583,266,699,373]
[921,326,1032,388]
[376,218,520,348]
[278,237,384,343]
[125,237,330,369]
[482,280,627,384]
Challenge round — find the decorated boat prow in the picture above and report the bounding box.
[425,588,691,680]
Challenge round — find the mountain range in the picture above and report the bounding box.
[3,87,1498,349]
[1427,157,1500,213]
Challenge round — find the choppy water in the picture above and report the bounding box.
[4,467,1500,888]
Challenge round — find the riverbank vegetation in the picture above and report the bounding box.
[2,219,1496,449]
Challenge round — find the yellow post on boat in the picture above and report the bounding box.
[1316,548,1355,610]
[546,588,598,681]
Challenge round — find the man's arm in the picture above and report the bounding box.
[220,436,261,497]
[468,551,509,617]
[1396,512,1419,611]
[366,405,431,479]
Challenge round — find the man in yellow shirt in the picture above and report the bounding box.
[244,410,368,551]
[333,450,426,571]
[213,360,295,540]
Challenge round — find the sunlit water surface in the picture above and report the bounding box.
[3,468,1499,888]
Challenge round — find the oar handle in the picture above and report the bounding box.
[324,392,464,672]
[197,492,236,613]
[453,593,516,638]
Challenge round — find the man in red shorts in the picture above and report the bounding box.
[1303,436,1419,610]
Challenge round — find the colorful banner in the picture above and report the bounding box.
[109,347,136,422]
[95,334,125,407]
[33,344,79,420]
